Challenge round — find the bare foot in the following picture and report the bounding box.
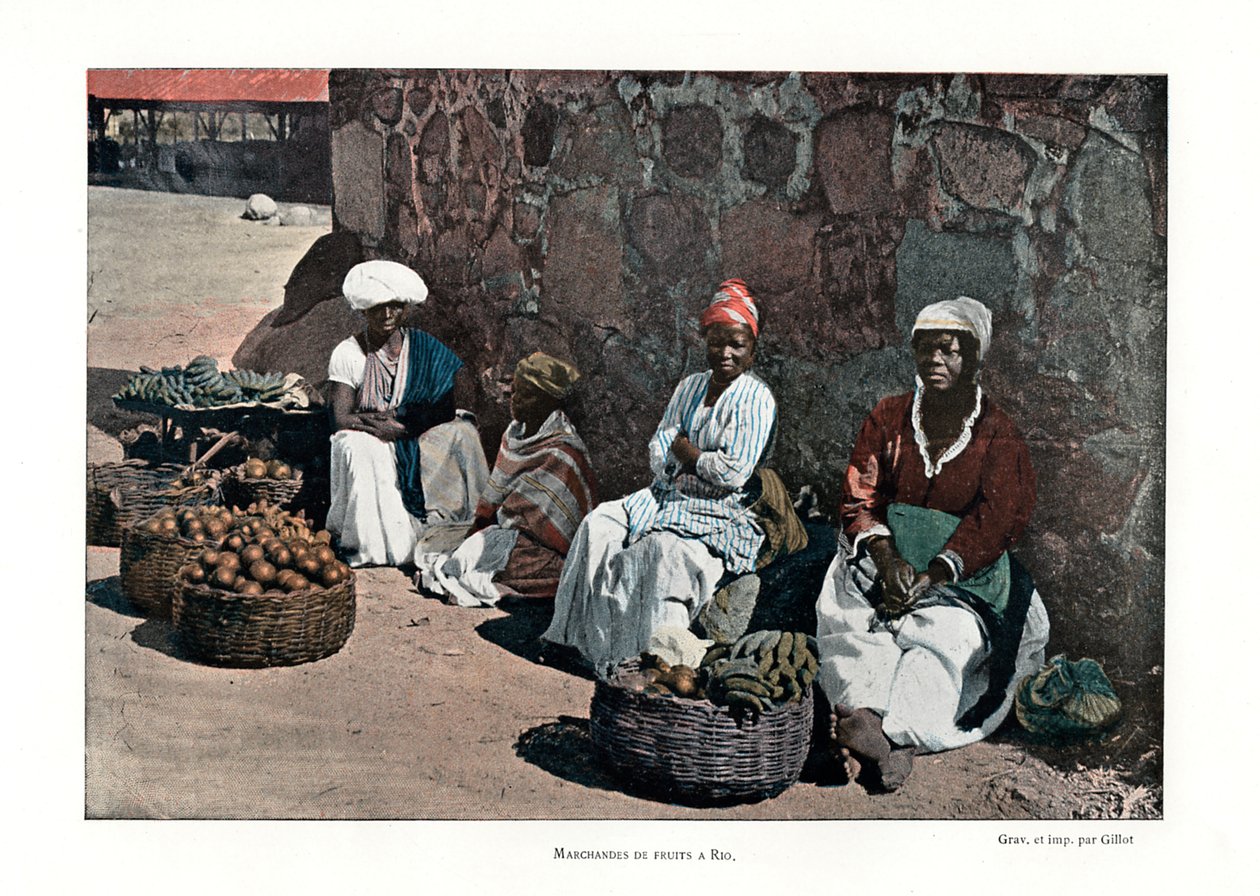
[831,704,914,792]
[828,705,863,781]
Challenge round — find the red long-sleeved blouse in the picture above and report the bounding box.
[841,389,1036,578]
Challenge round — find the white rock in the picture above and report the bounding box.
[280,205,315,226]
[243,193,277,220]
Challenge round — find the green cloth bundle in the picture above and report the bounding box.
[1015,654,1123,740]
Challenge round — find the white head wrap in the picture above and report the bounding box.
[341,260,429,311]
[912,296,993,361]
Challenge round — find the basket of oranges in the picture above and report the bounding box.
[88,461,216,548]
[119,505,235,617]
[223,457,304,510]
[171,509,355,667]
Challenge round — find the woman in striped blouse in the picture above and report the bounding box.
[542,279,777,671]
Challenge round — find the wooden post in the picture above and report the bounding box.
[278,111,287,142]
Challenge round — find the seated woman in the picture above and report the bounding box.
[542,279,777,670]
[815,297,1049,791]
[325,260,489,567]
[414,352,599,605]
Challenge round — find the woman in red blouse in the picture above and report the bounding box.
[816,297,1050,791]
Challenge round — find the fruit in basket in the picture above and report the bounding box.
[215,552,241,573]
[282,573,311,593]
[243,458,268,479]
[269,545,293,569]
[249,560,278,586]
[266,460,292,480]
[178,563,206,584]
[236,580,265,596]
[240,544,266,565]
[211,566,237,589]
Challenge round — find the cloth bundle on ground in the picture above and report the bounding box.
[1015,655,1123,740]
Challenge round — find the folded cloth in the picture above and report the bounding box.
[1015,654,1123,740]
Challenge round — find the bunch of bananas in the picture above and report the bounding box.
[701,630,819,719]
[114,356,289,408]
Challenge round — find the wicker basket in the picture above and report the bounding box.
[119,525,215,618]
[589,659,814,805]
[87,461,207,547]
[223,468,305,510]
[172,575,356,668]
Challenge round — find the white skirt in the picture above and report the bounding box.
[326,417,489,567]
[814,549,1049,752]
[541,498,725,669]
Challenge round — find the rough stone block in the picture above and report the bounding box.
[553,102,638,184]
[330,122,385,240]
[627,192,710,282]
[815,110,896,215]
[243,193,277,220]
[544,185,626,327]
[742,115,796,188]
[893,220,1019,338]
[718,198,820,296]
[1064,135,1157,262]
[662,104,723,178]
[930,122,1036,212]
[371,87,404,125]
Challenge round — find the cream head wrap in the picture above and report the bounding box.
[514,352,581,399]
[912,296,993,361]
[341,260,429,311]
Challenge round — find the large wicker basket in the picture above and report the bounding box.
[87,461,219,547]
[172,576,356,668]
[223,467,305,510]
[589,659,814,805]
[119,525,214,618]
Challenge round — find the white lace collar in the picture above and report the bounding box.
[912,377,983,478]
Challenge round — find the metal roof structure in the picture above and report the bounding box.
[87,69,329,105]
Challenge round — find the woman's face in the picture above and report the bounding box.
[364,301,407,341]
[915,331,966,393]
[510,377,560,430]
[705,323,756,387]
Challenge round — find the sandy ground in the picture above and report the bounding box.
[85,186,1161,821]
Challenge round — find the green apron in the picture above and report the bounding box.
[886,502,1010,614]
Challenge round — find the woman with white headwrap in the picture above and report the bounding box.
[325,260,489,567]
[542,279,777,670]
[815,297,1049,791]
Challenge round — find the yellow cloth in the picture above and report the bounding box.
[515,352,581,398]
[751,467,808,569]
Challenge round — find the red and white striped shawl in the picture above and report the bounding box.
[475,411,598,556]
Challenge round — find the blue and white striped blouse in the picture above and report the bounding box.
[623,370,777,574]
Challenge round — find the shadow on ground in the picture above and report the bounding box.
[88,367,155,438]
[475,600,560,665]
[86,575,199,661]
[87,576,143,619]
[514,715,623,796]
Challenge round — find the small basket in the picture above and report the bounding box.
[589,659,814,805]
[87,461,207,547]
[119,525,215,618]
[223,466,305,510]
[172,575,356,668]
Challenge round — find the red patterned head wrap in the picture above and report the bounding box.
[699,278,759,338]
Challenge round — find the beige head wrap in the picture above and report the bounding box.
[341,260,429,311]
[514,352,581,399]
[912,296,993,361]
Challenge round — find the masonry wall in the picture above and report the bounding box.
[324,70,1166,676]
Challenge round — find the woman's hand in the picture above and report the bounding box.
[868,536,916,615]
[352,411,409,442]
[670,432,702,473]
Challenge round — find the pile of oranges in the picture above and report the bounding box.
[137,502,351,597]
[178,524,350,597]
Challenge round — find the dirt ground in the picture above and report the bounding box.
[85,186,1162,821]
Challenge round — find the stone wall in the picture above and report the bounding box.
[323,70,1166,673]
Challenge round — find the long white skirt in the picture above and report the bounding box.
[326,417,489,567]
[815,550,1049,753]
[541,498,725,670]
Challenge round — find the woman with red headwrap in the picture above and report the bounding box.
[542,279,778,670]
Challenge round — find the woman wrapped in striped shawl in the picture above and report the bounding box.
[414,353,598,605]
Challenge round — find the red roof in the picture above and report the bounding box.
[87,69,329,104]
